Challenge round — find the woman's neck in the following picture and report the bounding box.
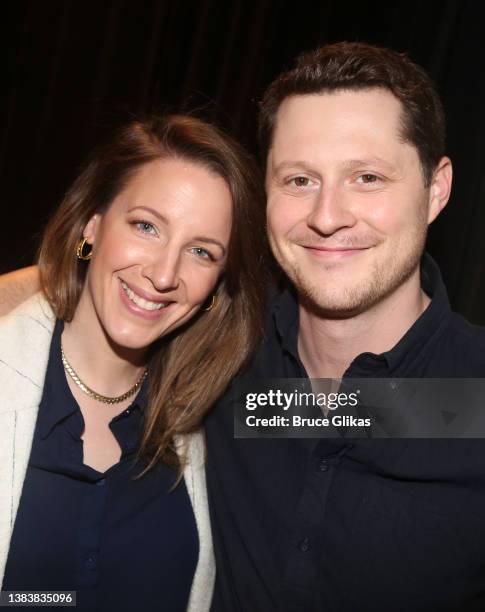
[61,291,148,398]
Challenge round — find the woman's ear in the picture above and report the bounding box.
[83,214,101,244]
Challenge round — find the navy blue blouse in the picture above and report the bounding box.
[3,320,198,612]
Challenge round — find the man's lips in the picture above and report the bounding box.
[302,246,368,251]
[299,244,371,260]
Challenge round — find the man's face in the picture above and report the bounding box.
[266,88,443,317]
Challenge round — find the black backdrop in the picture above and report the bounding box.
[3,0,485,323]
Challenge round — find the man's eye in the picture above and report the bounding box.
[357,174,379,184]
[190,247,214,261]
[291,176,311,187]
[133,221,157,234]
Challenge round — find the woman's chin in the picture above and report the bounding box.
[99,321,157,355]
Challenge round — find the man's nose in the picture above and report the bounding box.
[142,247,181,292]
[306,185,356,235]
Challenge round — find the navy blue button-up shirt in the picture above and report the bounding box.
[4,320,198,612]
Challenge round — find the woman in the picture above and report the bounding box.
[0,115,266,611]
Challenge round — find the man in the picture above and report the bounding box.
[204,43,485,612]
[3,42,485,612]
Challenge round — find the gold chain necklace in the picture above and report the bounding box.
[61,345,148,404]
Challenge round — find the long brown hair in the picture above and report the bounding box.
[38,114,268,471]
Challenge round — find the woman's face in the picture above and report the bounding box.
[79,158,232,351]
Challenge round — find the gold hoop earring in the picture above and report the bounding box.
[76,238,92,261]
[204,295,217,311]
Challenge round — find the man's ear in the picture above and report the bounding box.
[83,213,101,244]
[428,156,453,225]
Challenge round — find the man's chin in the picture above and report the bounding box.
[289,267,378,318]
[298,288,376,320]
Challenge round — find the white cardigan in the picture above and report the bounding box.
[0,293,215,611]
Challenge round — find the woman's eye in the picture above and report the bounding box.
[190,247,213,261]
[134,221,157,235]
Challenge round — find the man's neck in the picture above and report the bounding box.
[297,270,430,379]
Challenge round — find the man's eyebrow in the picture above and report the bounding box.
[341,157,398,173]
[127,205,226,254]
[272,157,399,175]
[272,160,319,174]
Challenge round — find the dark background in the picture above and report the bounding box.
[2,0,485,323]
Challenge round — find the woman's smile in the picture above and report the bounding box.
[119,278,173,319]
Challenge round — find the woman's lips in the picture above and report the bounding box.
[118,279,173,320]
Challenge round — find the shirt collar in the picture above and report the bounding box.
[270,253,453,378]
[38,319,78,438]
[271,287,300,357]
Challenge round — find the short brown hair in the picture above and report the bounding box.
[38,114,268,471]
[259,41,446,186]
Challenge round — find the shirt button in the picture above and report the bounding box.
[318,459,329,472]
[85,556,97,570]
[298,537,310,552]
[96,478,106,487]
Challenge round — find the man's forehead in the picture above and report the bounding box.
[273,89,403,136]
[267,89,414,172]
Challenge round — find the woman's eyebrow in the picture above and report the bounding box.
[127,205,169,224]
